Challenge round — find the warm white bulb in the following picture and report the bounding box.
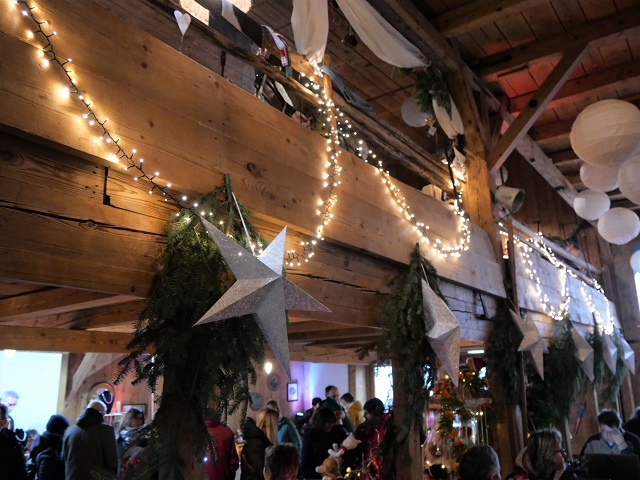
[264,361,273,374]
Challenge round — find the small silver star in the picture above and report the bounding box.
[620,337,636,375]
[571,325,594,381]
[511,310,547,380]
[194,218,330,377]
[603,334,619,374]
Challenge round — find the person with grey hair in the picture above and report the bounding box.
[1,390,19,432]
[62,400,118,479]
[458,445,501,480]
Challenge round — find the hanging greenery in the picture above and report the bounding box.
[600,332,628,407]
[588,326,605,386]
[360,244,439,476]
[526,318,586,429]
[412,66,452,118]
[115,176,267,479]
[435,376,473,475]
[485,301,522,411]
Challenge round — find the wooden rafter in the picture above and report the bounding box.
[432,0,543,39]
[0,288,139,323]
[489,45,587,173]
[477,7,640,81]
[509,60,640,113]
[0,326,135,353]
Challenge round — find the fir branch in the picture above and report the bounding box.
[600,332,627,407]
[412,66,452,118]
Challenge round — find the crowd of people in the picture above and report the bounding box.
[4,385,640,480]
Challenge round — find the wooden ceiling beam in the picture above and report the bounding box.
[432,0,542,38]
[509,60,640,114]
[477,7,640,81]
[529,119,574,143]
[489,45,587,173]
[288,327,380,343]
[0,326,135,353]
[0,288,140,323]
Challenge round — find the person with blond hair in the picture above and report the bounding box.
[506,429,570,480]
[241,408,279,480]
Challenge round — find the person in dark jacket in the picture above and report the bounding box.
[579,409,640,457]
[241,409,278,480]
[29,414,70,480]
[62,400,118,480]
[0,403,27,480]
[623,405,640,439]
[205,409,239,480]
[299,407,348,479]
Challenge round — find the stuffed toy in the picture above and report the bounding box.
[328,434,361,458]
[315,456,343,480]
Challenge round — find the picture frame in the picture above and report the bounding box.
[122,403,147,416]
[287,382,298,402]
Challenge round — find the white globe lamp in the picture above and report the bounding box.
[580,164,619,193]
[618,154,640,205]
[401,95,429,127]
[573,190,610,220]
[630,250,640,273]
[597,208,640,245]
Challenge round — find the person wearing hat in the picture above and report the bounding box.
[29,414,70,480]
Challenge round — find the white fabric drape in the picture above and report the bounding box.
[334,0,427,68]
[291,0,329,66]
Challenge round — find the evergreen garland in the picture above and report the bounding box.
[485,301,522,411]
[115,177,267,479]
[362,244,439,475]
[600,333,628,407]
[525,318,586,429]
[412,66,452,118]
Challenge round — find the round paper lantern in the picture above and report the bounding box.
[597,208,640,245]
[580,163,619,193]
[401,96,430,127]
[618,154,640,205]
[570,100,640,167]
[630,250,640,272]
[573,189,610,220]
[433,96,464,139]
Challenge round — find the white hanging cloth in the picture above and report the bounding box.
[291,0,329,66]
[334,0,427,68]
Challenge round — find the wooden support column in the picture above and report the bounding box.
[489,45,588,173]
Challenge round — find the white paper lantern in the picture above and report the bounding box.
[630,250,640,272]
[570,100,640,167]
[580,164,620,193]
[573,190,610,220]
[618,154,640,205]
[597,207,640,245]
[401,96,430,127]
[432,96,464,139]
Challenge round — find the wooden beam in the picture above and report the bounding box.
[528,119,573,143]
[432,0,543,38]
[288,327,380,343]
[288,344,375,365]
[489,45,587,172]
[0,326,134,352]
[68,352,124,402]
[509,60,640,113]
[477,7,640,81]
[0,288,139,323]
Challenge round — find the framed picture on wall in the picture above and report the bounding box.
[287,382,298,402]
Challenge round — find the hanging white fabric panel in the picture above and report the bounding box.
[334,0,427,68]
[291,0,329,66]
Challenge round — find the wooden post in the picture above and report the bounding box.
[391,356,423,480]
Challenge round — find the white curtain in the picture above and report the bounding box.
[291,0,329,66]
[334,0,427,68]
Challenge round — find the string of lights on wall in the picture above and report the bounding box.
[500,225,615,332]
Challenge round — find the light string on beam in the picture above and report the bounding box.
[12,0,189,209]
[500,225,614,329]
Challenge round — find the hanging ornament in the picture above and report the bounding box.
[597,208,640,245]
[571,325,594,382]
[401,95,430,127]
[618,154,640,205]
[620,337,636,375]
[511,310,547,380]
[603,334,619,374]
[194,218,331,377]
[573,189,610,220]
[421,279,461,386]
[570,99,640,167]
[630,250,640,273]
[580,164,619,193]
[432,96,464,139]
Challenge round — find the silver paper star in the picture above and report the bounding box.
[603,334,619,374]
[511,310,547,380]
[194,218,331,377]
[422,279,461,386]
[620,337,636,375]
[571,325,594,381]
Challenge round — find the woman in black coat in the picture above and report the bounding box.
[241,408,279,480]
[299,407,348,479]
[0,404,27,480]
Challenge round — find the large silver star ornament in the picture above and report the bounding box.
[422,279,461,386]
[603,334,619,374]
[511,310,547,380]
[571,325,594,381]
[194,217,331,378]
[620,337,636,375]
